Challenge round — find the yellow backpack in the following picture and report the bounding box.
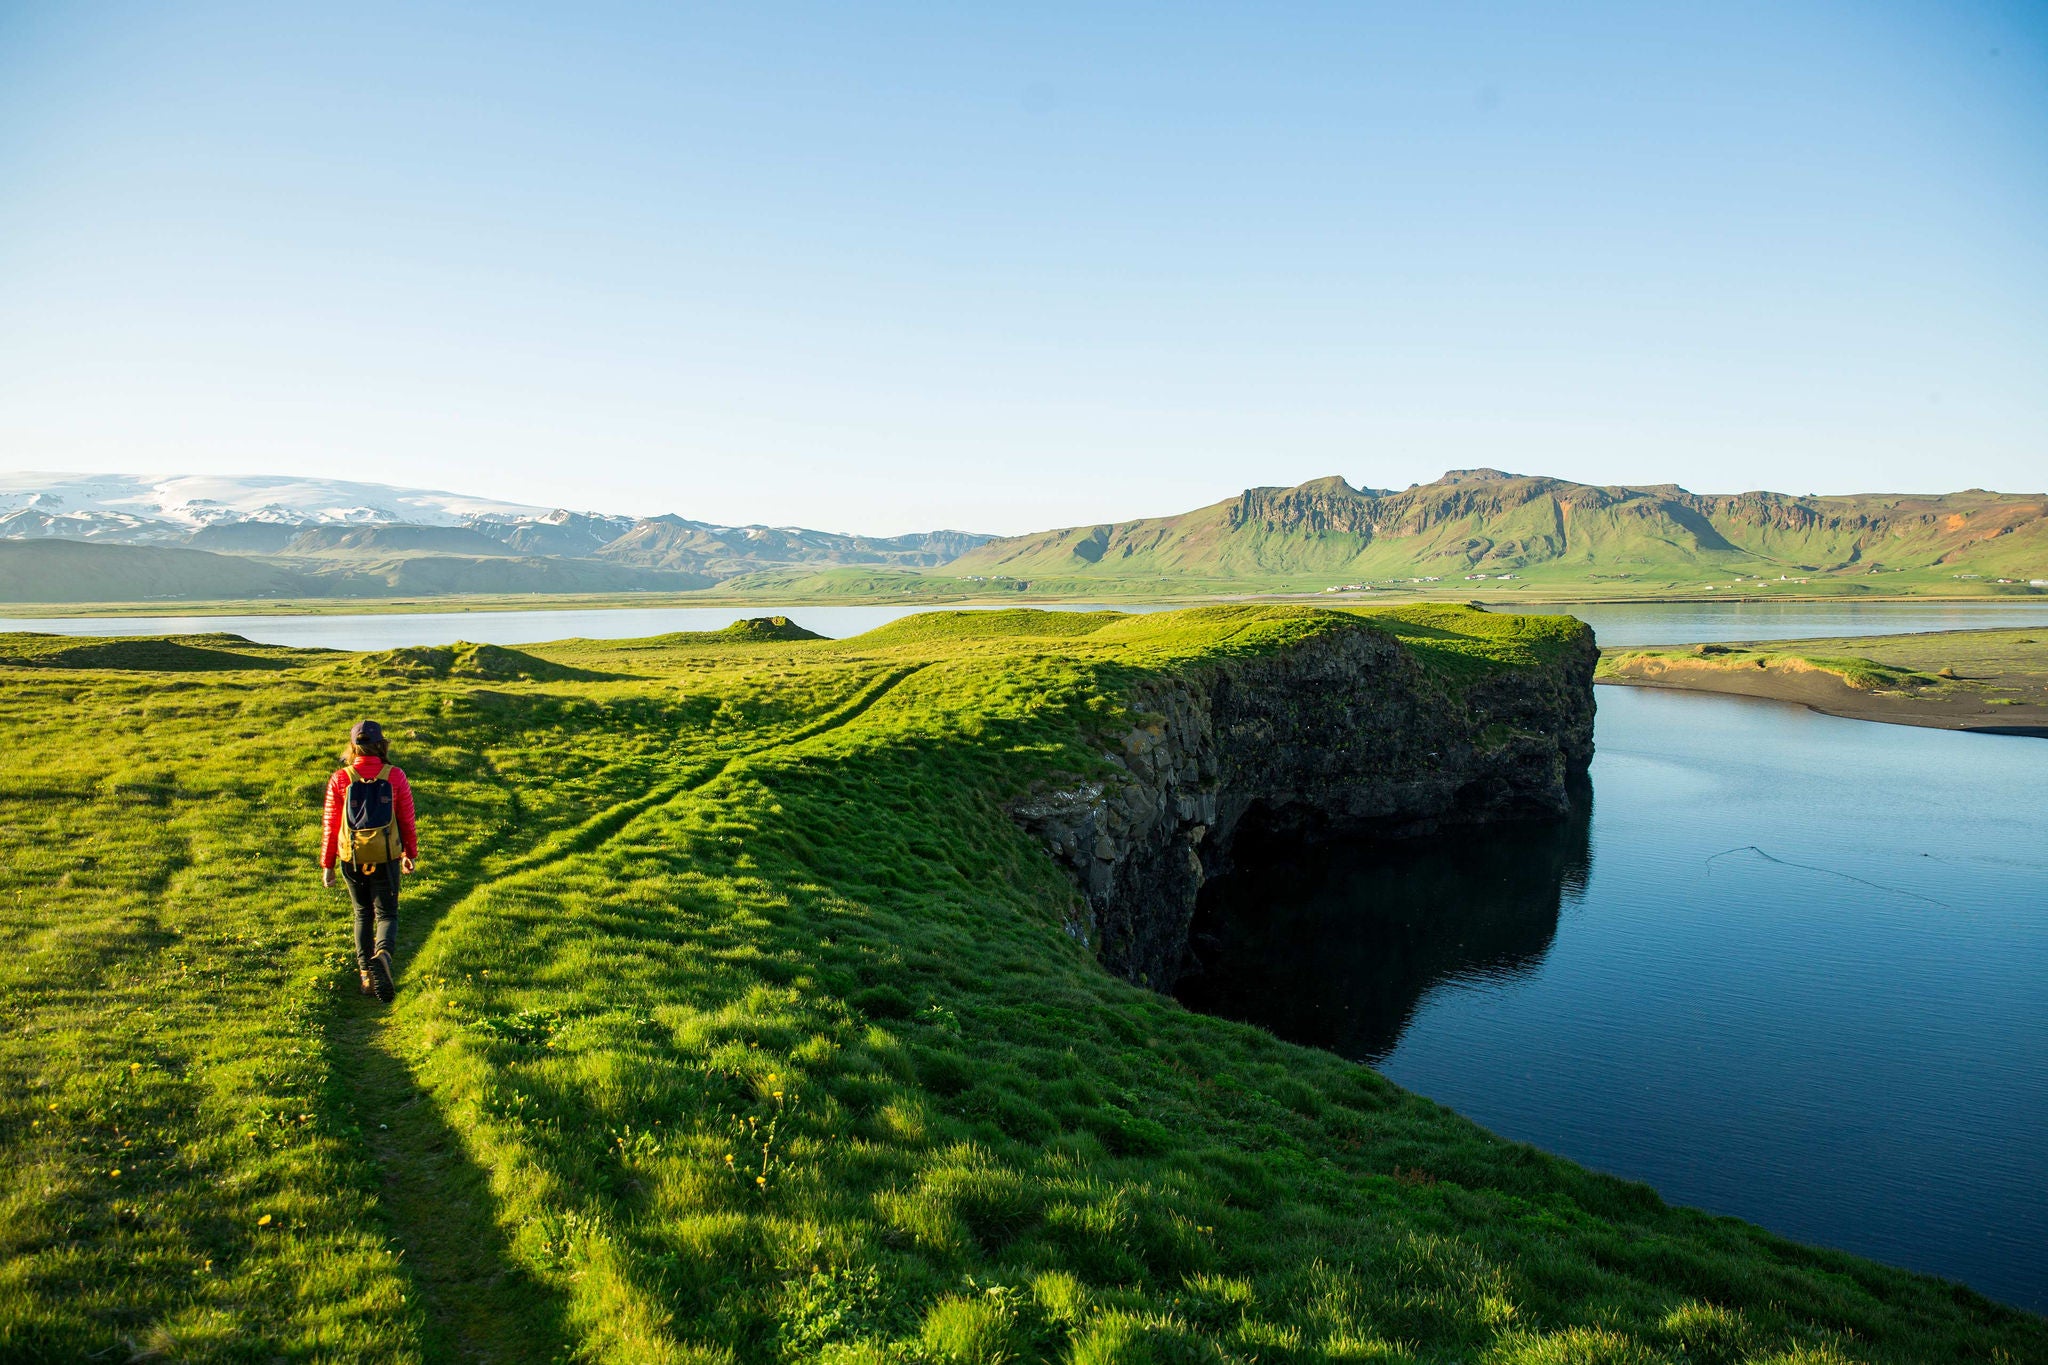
[342,763,402,872]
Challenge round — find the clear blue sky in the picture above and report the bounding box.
[2,2,2043,535]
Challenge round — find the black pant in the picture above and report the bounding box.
[342,863,399,971]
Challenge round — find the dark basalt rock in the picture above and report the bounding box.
[1011,621,1597,990]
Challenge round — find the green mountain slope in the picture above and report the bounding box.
[949,470,2048,593]
[340,553,714,595]
[278,524,524,557]
[596,515,990,575]
[0,538,714,603]
[0,539,333,602]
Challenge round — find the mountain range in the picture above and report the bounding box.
[947,469,2048,593]
[0,474,991,602]
[1,469,2043,604]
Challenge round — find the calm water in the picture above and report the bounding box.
[1515,598,2048,647]
[3,597,2045,649]
[1180,686,2048,1311]
[0,601,1175,650]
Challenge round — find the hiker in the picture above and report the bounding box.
[320,720,418,1003]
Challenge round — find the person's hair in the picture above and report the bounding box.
[342,734,390,763]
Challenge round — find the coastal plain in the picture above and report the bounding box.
[0,606,2040,1363]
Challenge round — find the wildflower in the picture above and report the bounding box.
[755,1176,766,1186]
[110,1169,121,1178]
[257,1214,272,1226]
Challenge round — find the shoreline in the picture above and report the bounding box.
[1597,674,2048,738]
[1598,628,2048,738]
[2,588,2044,620]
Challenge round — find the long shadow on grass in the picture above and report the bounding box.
[318,665,931,1362]
[331,993,579,1364]
[324,773,582,1365]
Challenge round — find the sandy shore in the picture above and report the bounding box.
[1597,630,2048,737]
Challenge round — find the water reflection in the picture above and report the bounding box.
[1175,792,1592,1063]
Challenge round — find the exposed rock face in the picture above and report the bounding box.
[1010,620,1596,989]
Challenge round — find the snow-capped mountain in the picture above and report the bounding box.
[0,473,560,530]
[0,472,996,603]
[0,505,187,543]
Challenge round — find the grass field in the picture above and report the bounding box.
[1,605,2040,1363]
[1598,628,2048,734]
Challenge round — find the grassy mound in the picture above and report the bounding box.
[853,608,1126,646]
[716,616,828,643]
[0,631,307,671]
[350,640,615,682]
[0,607,2037,1363]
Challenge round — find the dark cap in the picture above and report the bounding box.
[350,719,385,746]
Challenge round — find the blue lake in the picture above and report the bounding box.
[0,601,1172,651]
[1180,685,2048,1312]
[4,596,2046,650]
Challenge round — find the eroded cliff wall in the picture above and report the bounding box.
[1011,617,1597,988]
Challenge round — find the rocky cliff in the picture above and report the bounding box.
[1010,616,1597,988]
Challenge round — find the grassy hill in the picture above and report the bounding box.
[596,517,991,576]
[183,523,313,554]
[1,606,2037,1363]
[0,539,335,603]
[947,470,2048,597]
[277,524,527,558]
[0,538,714,603]
[336,553,715,596]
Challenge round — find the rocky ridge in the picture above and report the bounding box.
[1011,617,1597,988]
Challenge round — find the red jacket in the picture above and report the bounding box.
[320,756,418,868]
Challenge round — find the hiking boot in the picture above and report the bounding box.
[367,950,397,1004]
[358,970,375,996]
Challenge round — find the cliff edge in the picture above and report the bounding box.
[1011,609,1597,986]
